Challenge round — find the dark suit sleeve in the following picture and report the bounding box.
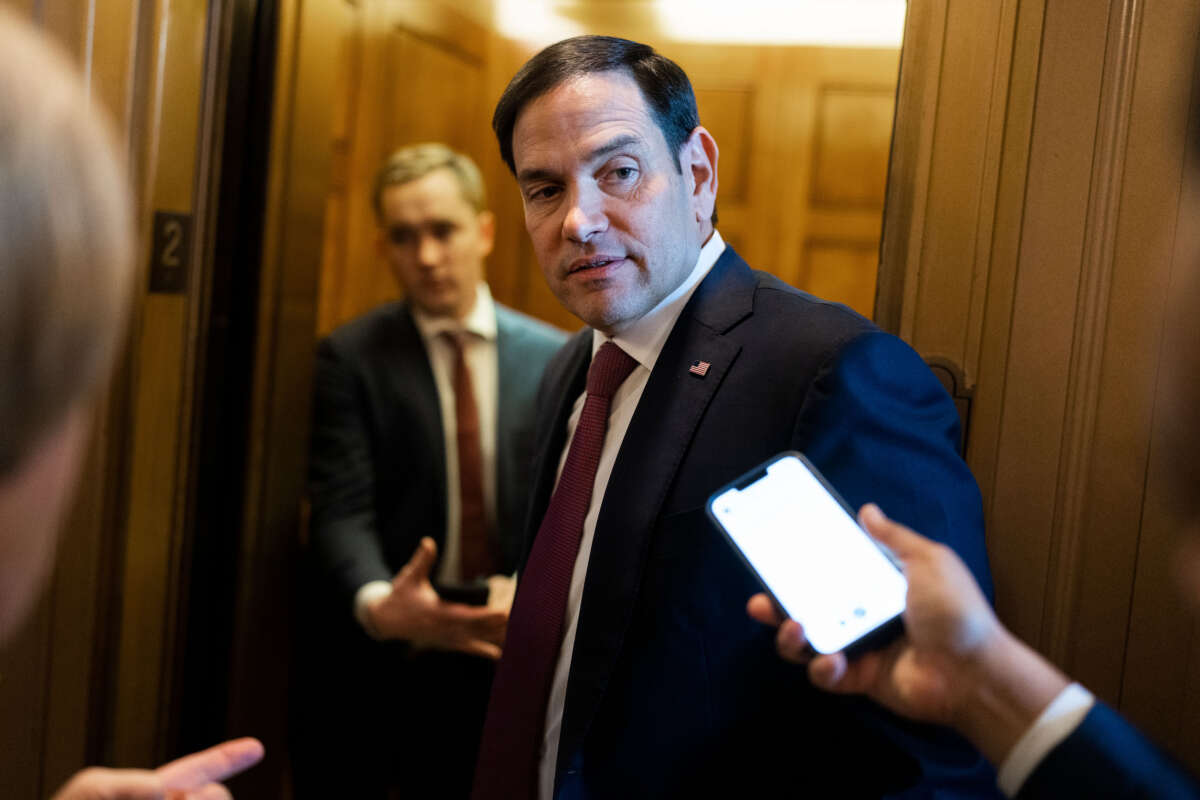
[307,337,393,612]
[795,329,1001,796]
[1017,703,1199,799]
[796,329,993,598]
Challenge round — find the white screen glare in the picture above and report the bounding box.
[712,455,907,653]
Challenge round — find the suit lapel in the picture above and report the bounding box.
[556,248,758,773]
[387,303,448,549]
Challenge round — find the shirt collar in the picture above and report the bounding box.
[411,282,497,343]
[591,229,726,371]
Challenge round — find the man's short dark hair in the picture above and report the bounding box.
[492,35,700,175]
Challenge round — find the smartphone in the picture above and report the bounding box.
[433,581,489,606]
[707,451,907,655]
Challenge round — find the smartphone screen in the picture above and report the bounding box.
[708,452,907,654]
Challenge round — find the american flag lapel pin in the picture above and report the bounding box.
[688,359,711,377]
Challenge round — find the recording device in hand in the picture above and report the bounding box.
[708,452,907,655]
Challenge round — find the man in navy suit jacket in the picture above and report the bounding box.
[470,36,998,799]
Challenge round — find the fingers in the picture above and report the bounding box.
[808,652,849,690]
[157,738,264,791]
[746,593,785,626]
[747,594,809,664]
[774,619,810,664]
[174,784,233,800]
[395,537,438,587]
[53,767,164,800]
[858,504,928,561]
[440,603,508,625]
[458,638,504,660]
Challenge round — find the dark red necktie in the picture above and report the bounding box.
[443,331,495,580]
[471,342,639,800]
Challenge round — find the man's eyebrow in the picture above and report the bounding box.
[516,134,645,184]
[585,134,642,162]
[516,167,558,185]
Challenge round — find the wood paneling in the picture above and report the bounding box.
[317,1,492,334]
[693,87,754,204]
[804,241,879,318]
[1117,0,1200,766]
[886,0,1200,772]
[233,0,351,794]
[811,86,894,209]
[111,0,212,767]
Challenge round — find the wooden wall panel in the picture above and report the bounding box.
[886,0,1200,771]
[316,3,362,336]
[804,241,878,318]
[988,0,1110,664]
[1117,0,1200,768]
[811,86,893,208]
[479,34,540,317]
[316,1,492,334]
[882,0,1046,644]
[110,0,212,767]
[693,87,754,205]
[233,0,350,793]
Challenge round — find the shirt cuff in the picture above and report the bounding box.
[353,580,394,639]
[997,682,1095,796]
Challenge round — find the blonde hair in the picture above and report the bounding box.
[0,11,134,476]
[371,142,487,219]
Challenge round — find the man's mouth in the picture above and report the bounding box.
[567,255,626,275]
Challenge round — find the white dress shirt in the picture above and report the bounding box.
[996,682,1095,796]
[537,232,726,799]
[354,283,500,633]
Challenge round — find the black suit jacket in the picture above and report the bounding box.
[526,248,998,798]
[308,299,566,607]
[296,299,565,797]
[1018,703,1199,799]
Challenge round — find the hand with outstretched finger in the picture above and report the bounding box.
[51,737,264,800]
[365,537,509,659]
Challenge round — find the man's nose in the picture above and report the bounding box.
[562,186,608,243]
[417,234,442,267]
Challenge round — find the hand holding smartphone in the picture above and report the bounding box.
[708,452,907,655]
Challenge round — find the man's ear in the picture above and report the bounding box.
[681,126,719,224]
[476,210,496,259]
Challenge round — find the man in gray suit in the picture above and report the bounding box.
[299,143,565,798]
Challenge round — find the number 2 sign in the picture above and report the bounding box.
[150,211,191,294]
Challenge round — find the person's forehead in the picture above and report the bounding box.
[512,72,663,169]
[380,168,473,220]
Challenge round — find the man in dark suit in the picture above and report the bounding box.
[470,36,997,799]
[300,143,565,798]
